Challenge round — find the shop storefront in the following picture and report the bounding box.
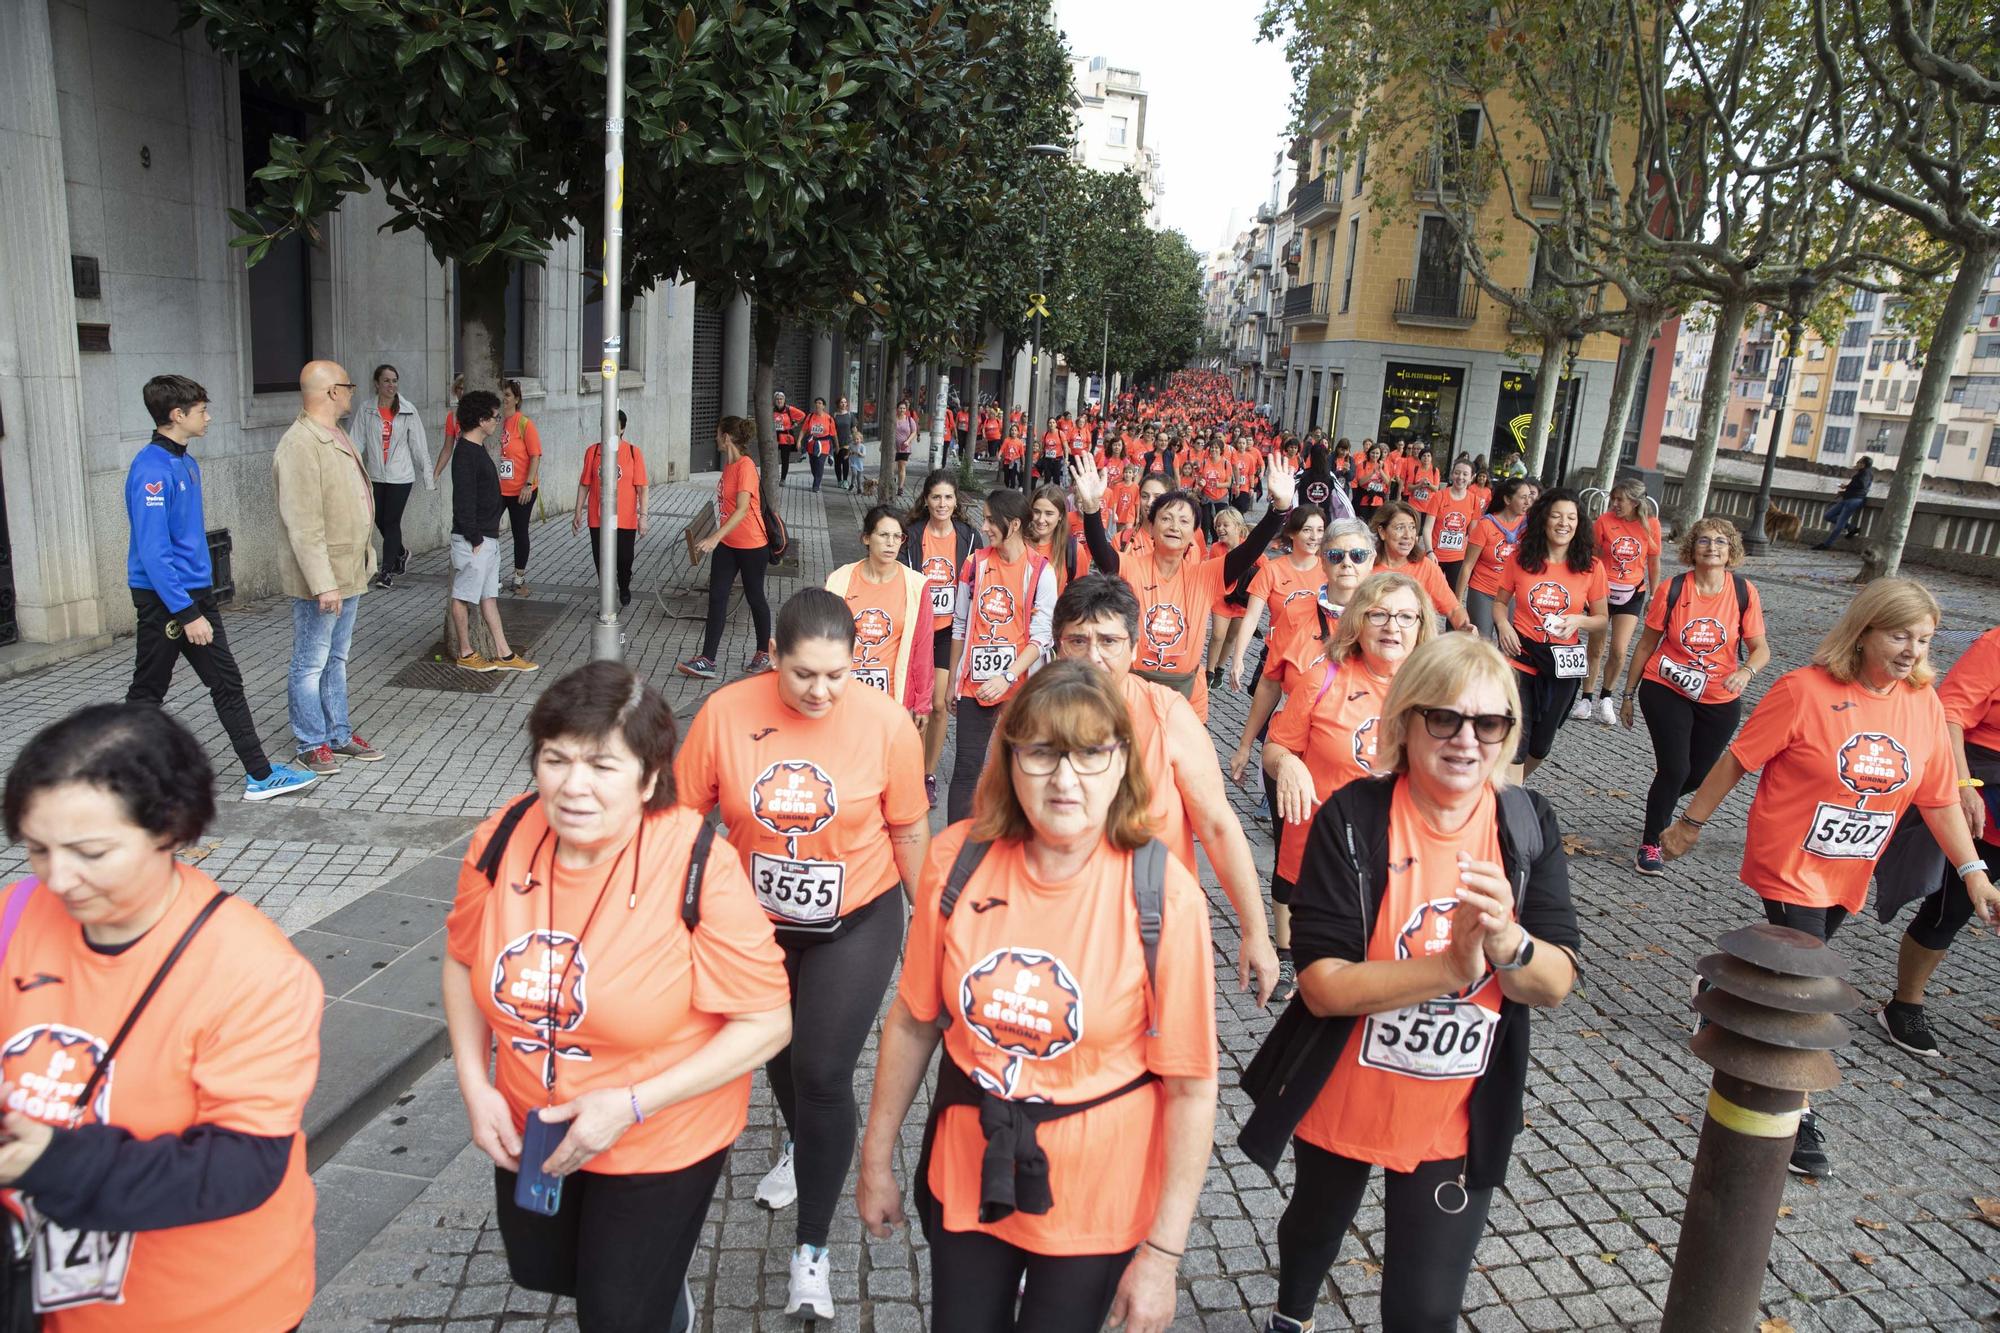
[1377,362,1464,449]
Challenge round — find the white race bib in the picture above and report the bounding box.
[968,643,1016,683]
[852,667,890,693]
[1802,802,1894,861]
[1358,998,1500,1080]
[1550,643,1589,679]
[498,458,515,480]
[1435,528,1466,554]
[30,1202,133,1313]
[750,853,845,926]
[1658,654,1709,700]
[929,583,955,618]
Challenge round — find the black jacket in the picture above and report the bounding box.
[452,437,504,541]
[1838,464,1873,501]
[902,516,984,577]
[1238,775,1582,1188]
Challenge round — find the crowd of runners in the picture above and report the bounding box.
[2,367,1995,1333]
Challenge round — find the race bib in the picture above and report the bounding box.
[852,667,890,693]
[30,1202,133,1313]
[1358,998,1500,1080]
[1550,644,1589,679]
[1802,803,1893,861]
[1435,528,1466,553]
[498,458,515,480]
[929,583,955,618]
[1658,654,1708,700]
[750,853,845,926]
[968,643,1016,683]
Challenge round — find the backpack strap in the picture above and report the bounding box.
[939,838,993,918]
[682,821,717,930]
[1131,839,1167,1038]
[1496,785,1545,873]
[1666,571,1689,619]
[72,892,229,1126]
[476,794,542,886]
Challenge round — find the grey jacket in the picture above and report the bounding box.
[360,394,436,488]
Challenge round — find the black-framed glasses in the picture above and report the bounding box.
[1010,742,1123,776]
[1058,631,1132,654]
[1362,608,1424,628]
[1417,707,1514,744]
[1325,547,1373,565]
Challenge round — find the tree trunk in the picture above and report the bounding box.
[1523,330,1565,477]
[1876,246,1992,579]
[1590,307,1664,494]
[752,301,781,510]
[875,339,896,500]
[1672,292,1750,535]
[929,362,951,472]
[442,258,513,661]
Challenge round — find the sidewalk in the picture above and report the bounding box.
[3,475,1998,1330]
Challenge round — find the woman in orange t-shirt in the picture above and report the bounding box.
[997,425,1027,489]
[1422,458,1484,589]
[1203,507,1251,686]
[905,473,983,808]
[1455,476,1535,640]
[1372,501,1472,632]
[676,591,931,1319]
[498,379,543,591]
[1026,486,1085,591]
[680,416,773,681]
[1227,506,1327,692]
[1245,633,1579,1331]
[858,663,1217,1333]
[1351,442,1391,519]
[444,664,792,1330]
[1579,478,1663,724]
[1492,488,1608,778]
[826,505,936,721]
[1665,579,1995,1178]
[0,704,323,1333]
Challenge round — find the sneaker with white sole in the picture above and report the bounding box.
[756,1141,797,1210]
[1635,844,1665,877]
[1595,694,1618,726]
[1789,1110,1832,1178]
[1568,693,1593,722]
[1877,1002,1942,1058]
[785,1243,833,1321]
[243,764,320,802]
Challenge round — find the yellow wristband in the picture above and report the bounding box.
[1960,778,1985,789]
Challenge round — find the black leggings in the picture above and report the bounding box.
[1513,662,1580,764]
[919,1178,1132,1333]
[1637,679,1742,843]
[948,698,1003,824]
[767,891,907,1248]
[1276,1140,1493,1329]
[586,527,637,597]
[504,493,535,572]
[372,480,412,576]
[494,1147,724,1332]
[701,542,773,661]
[1761,897,1848,942]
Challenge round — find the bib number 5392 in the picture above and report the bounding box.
[968,644,1016,683]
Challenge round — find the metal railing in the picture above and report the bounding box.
[1283,282,1329,322]
[1394,277,1479,326]
[1528,158,1613,207]
[1291,174,1339,222]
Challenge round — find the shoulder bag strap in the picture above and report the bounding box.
[476,794,542,886]
[1131,839,1166,1038]
[682,821,717,931]
[939,839,993,919]
[70,891,230,1126]
[1496,786,1545,882]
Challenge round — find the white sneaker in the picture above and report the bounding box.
[1595,695,1618,726]
[785,1244,833,1320]
[755,1141,797,1210]
[1568,694,1593,722]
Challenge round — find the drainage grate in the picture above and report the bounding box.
[387,597,570,693]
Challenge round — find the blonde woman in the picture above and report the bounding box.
[1578,478,1662,724]
[1204,506,1252,686]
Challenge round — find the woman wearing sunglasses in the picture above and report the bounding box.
[1240,633,1580,1333]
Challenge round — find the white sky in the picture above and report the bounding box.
[1054,0,1297,253]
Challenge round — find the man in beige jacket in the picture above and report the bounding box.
[274,360,387,774]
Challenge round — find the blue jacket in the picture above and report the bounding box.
[126,435,211,616]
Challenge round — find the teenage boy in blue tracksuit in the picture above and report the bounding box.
[126,375,317,801]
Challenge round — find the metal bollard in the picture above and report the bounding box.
[1661,924,1861,1332]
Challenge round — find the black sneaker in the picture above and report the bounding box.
[1789,1111,1832,1178]
[1635,844,1665,877]
[1275,948,1297,1003]
[1876,1003,1941,1059]
[1265,1316,1310,1333]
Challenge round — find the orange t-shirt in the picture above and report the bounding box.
[579,439,647,529]
[1041,431,1064,460]
[1107,481,1141,529]
[900,827,1217,1256]
[377,404,396,465]
[1208,540,1246,619]
[1425,490,1484,562]
[1641,575,1768,705]
[1353,464,1390,502]
[0,874,320,1333]
[1251,556,1330,649]
[1297,781,1504,1172]
[718,455,766,550]
[1267,654,1397,881]
[1122,546,1232,721]
[982,416,1003,442]
[445,803,789,1173]
[955,547,1055,703]
[917,524,960,626]
[1499,557,1608,673]
[999,436,1025,465]
[1465,514,1526,595]
[1939,626,2000,753]
[1120,673,1198,870]
[1381,554,1462,620]
[1198,459,1232,501]
[1729,666,1957,912]
[835,564,931,698]
[1594,512,1662,595]
[675,672,928,928]
[499,412,541,496]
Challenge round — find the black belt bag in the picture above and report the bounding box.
[1135,666,1199,699]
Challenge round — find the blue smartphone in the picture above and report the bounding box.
[513,1109,570,1216]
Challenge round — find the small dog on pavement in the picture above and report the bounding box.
[1764,506,1802,544]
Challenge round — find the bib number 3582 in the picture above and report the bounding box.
[1358,998,1500,1080]
[1802,802,1893,861]
[1549,643,1589,679]
[750,854,844,927]
[30,1201,134,1313]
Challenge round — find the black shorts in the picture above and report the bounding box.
[1608,586,1647,618]
[933,626,952,674]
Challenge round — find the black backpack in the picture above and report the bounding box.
[474,794,716,929]
[762,499,791,563]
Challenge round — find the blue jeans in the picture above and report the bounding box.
[1818,495,1864,543]
[289,596,358,751]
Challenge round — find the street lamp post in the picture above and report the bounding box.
[1743,276,1818,556]
[1022,144,1065,487]
[591,0,628,662]
[1099,290,1123,410]
[1545,330,1585,488]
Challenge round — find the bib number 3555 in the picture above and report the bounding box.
[750,854,845,927]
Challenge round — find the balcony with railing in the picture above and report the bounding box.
[1394,277,1480,328]
[1289,174,1340,225]
[1233,343,1261,366]
[1283,282,1330,324]
[1255,203,1276,225]
[1527,159,1613,209]
[1282,236,1303,270]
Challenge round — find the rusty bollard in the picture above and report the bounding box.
[1661,924,1861,1332]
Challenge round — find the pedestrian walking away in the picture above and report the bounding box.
[679,416,774,681]
[363,363,436,590]
[907,473,984,810]
[826,505,937,722]
[442,664,792,1333]
[945,489,1058,823]
[1814,455,1876,548]
[1577,478,1661,724]
[273,359,384,776]
[1,703,325,1333]
[1663,578,1996,1178]
[675,590,932,1323]
[1491,488,1608,781]
[1240,634,1581,1333]
[498,380,543,593]
[1612,517,1768,877]
[571,411,649,609]
[858,662,1219,1333]
[448,391,540,674]
[124,374,318,801]
[1454,477,1536,642]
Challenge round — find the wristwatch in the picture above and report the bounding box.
[1001,669,1018,685]
[1494,934,1536,971]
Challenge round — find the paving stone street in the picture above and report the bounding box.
[4,462,1998,1332]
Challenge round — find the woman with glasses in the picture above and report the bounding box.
[1611,518,1769,877]
[825,506,936,725]
[1454,477,1536,641]
[1240,634,1581,1333]
[857,662,1219,1333]
[1372,502,1472,632]
[1492,488,1608,780]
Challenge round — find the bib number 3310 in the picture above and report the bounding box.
[30,1201,134,1313]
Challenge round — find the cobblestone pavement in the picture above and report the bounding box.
[9,464,1997,1331]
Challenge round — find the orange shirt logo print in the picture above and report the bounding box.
[1608,534,1643,579]
[977,583,1017,629]
[958,948,1084,1097]
[2,1024,110,1125]
[1397,902,1491,1004]
[1352,716,1383,774]
[1142,603,1188,664]
[1526,580,1571,635]
[749,761,846,927]
[853,607,893,653]
[1836,732,1912,797]
[752,761,839,840]
[921,554,955,585]
[1681,616,1728,664]
[491,933,592,1082]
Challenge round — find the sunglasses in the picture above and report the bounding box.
[1325,547,1374,565]
[1416,707,1514,744]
